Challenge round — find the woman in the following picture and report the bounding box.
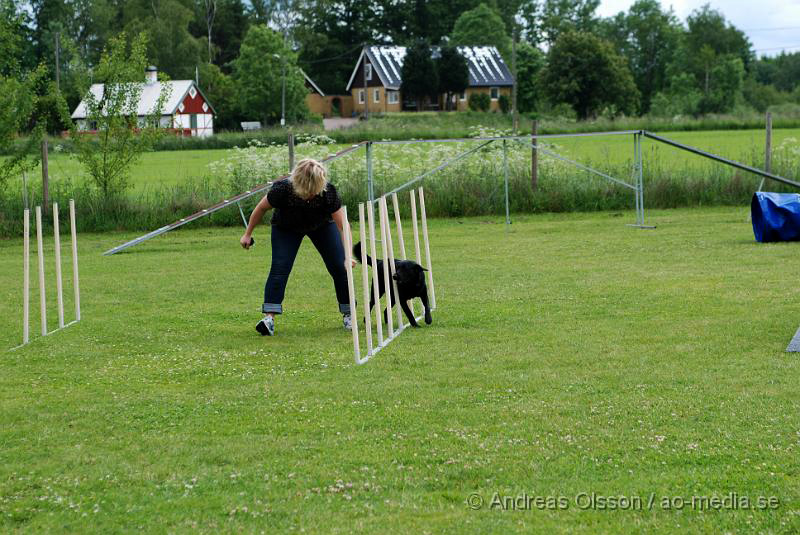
[240,158,352,336]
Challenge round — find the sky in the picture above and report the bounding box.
[597,0,800,57]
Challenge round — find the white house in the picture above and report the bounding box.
[71,66,216,137]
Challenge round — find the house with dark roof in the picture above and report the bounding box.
[302,69,353,118]
[345,45,513,114]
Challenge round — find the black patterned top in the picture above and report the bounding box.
[266,178,342,234]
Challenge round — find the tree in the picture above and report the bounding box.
[600,0,681,114]
[516,41,544,112]
[71,33,171,196]
[538,0,599,46]
[122,0,203,79]
[436,46,468,111]
[400,41,437,112]
[197,62,238,129]
[450,3,512,61]
[541,31,639,119]
[232,24,307,124]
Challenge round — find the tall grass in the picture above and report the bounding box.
[3,136,799,238]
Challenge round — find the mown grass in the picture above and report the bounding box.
[1,207,799,533]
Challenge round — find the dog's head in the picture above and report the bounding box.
[393,263,427,287]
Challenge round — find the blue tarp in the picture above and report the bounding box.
[751,192,800,242]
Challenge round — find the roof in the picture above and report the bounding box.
[300,68,325,96]
[346,45,513,91]
[71,80,216,119]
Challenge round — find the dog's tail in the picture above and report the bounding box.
[352,241,374,266]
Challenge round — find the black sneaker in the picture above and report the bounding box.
[256,316,275,336]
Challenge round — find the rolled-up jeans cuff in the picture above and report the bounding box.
[262,303,283,314]
[339,303,351,314]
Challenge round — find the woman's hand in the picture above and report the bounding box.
[240,233,253,249]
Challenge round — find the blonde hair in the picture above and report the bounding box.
[290,158,328,199]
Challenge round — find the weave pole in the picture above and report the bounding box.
[381,196,404,329]
[23,209,30,345]
[366,200,383,345]
[392,192,413,316]
[342,206,360,362]
[378,197,395,337]
[35,206,46,336]
[69,199,80,321]
[418,188,436,309]
[358,203,373,359]
[53,203,65,329]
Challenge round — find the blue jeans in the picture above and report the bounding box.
[262,221,350,315]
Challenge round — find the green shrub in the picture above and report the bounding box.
[468,93,490,112]
[498,95,510,114]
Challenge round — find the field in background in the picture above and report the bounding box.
[1,208,798,533]
[7,127,800,192]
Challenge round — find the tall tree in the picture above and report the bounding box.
[600,0,682,113]
[71,32,171,196]
[538,0,599,46]
[541,31,638,119]
[400,41,437,112]
[516,41,544,112]
[232,24,307,124]
[436,46,468,110]
[450,3,512,61]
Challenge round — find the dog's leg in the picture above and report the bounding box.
[400,299,418,327]
[421,291,432,325]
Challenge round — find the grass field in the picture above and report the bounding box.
[1,207,799,533]
[8,127,799,192]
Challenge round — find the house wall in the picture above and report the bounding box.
[456,86,512,111]
[306,94,355,117]
[350,86,402,115]
[173,113,214,137]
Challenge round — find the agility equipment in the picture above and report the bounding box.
[751,192,800,242]
[10,200,81,351]
[344,187,436,365]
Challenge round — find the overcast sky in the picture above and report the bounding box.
[597,0,800,57]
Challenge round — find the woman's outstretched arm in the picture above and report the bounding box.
[240,195,272,249]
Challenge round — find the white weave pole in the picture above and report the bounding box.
[382,196,404,329]
[392,192,414,317]
[342,205,360,362]
[366,200,383,345]
[358,203,373,356]
[69,199,80,321]
[35,206,47,336]
[23,209,30,345]
[53,203,65,329]
[378,197,394,338]
[418,187,435,309]
[410,190,422,266]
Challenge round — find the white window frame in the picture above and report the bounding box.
[358,89,365,104]
[387,90,399,104]
[365,63,372,81]
[373,88,380,103]
[490,87,499,100]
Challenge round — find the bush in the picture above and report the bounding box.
[469,93,490,112]
[498,95,511,114]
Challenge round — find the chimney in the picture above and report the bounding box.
[145,66,158,85]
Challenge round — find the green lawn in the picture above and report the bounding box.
[7,127,800,195]
[1,207,799,533]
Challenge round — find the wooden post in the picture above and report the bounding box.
[358,204,373,356]
[759,112,773,192]
[69,199,80,321]
[288,133,295,173]
[41,138,50,207]
[378,197,393,337]
[53,203,64,329]
[23,209,30,345]
[366,200,383,345]
[511,27,518,133]
[36,206,47,336]
[342,206,360,362]
[531,120,539,191]
[418,188,435,309]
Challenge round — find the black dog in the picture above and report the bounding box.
[352,241,432,327]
